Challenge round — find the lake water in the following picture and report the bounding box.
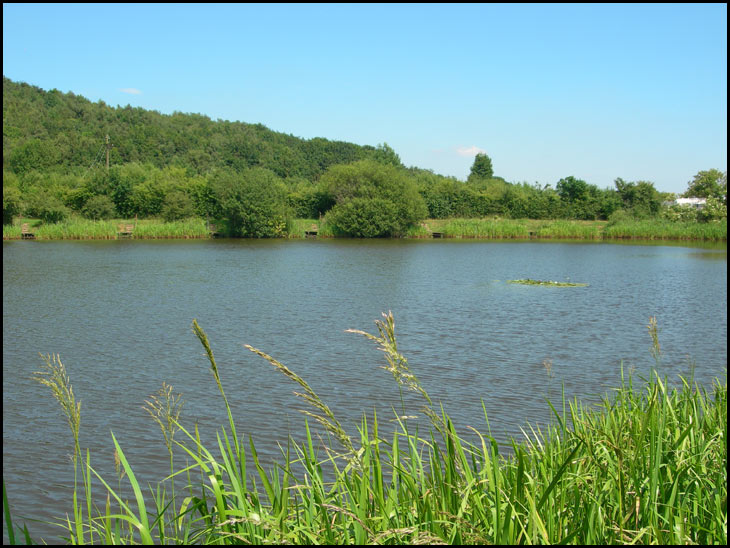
[3,238,727,543]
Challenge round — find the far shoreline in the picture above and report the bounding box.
[3,217,727,243]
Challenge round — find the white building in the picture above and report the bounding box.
[666,197,707,209]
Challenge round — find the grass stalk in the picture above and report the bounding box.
[7,314,726,545]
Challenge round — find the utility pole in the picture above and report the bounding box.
[106,134,111,171]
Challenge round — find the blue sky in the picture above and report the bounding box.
[3,3,727,194]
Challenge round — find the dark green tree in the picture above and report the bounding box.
[3,178,22,225]
[320,160,427,237]
[372,143,402,167]
[468,153,494,182]
[683,169,727,203]
[614,178,661,218]
[211,168,290,237]
[81,195,116,220]
[161,190,196,222]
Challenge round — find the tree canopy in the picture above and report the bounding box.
[320,160,427,237]
[683,169,727,203]
[3,77,725,230]
[468,153,494,182]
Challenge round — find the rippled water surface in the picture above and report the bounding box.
[3,238,727,542]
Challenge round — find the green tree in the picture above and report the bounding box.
[211,168,290,237]
[684,169,727,203]
[81,195,116,220]
[468,153,494,182]
[556,176,589,203]
[3,177,22,225]
[320,160,427,237]
[326,197,400,237]
[372,143,402,167]
[614,178,661,218]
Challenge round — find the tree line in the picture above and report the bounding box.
[3,77,727,235]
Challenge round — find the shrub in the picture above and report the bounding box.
[697,196,727,223]
[212,168,290,237]
[25,193,71,224]
[3,184,22,225]
[320,160,427,237]
[160,190,196,222]
[326,197,399,237]
[80,195,116,220]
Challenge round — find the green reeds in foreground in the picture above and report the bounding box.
[8,315,727,545]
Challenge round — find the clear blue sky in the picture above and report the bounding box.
[3,3,727,194]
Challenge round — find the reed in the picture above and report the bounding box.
[533,219,603,239]
[4,216,726,241]
[8,315,727,545]
[439,218,531,238]
[604,218,727,241]
[283,218,337,238]
[2,217,211,240]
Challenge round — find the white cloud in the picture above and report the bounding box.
[456,145,486,157]
[120,88,142,95]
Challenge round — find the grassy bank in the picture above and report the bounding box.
[3,217,211,240]
[416,218,726,241]
[3,216,727,241]
[6,314,727,545]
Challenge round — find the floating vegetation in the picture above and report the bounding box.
[509,278,589,287]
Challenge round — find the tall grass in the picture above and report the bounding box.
[604,218,727,241]
[439,218,531,238]
[533,219,603,239]
[4,216,727,241]
[3,217,211,240]
[6,315,727,544]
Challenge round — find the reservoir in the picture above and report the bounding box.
[3,238,727,543]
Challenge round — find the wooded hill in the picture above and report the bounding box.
[3,76,396,179]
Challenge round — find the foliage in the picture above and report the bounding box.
[160,190,196,222]
[683,169,727,202]
[3,77,726,233]
[320,160,427,236]
[25,193,70,224]
[80,194,116,220]
[326,197,400,237]
[211,167,290,237]
[468,152,494,182]
[371,142,402,167]
[662,204,700,222]
[614,178,662,218]
[3,177,22,224]
[696,196,727,222]
[3,76,386,181]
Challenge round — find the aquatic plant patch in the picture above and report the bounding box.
[508,278,589,287]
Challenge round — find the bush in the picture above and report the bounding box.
[25,193,71,224]
[160,190,196,222]
[3,184,22,225]
[81,195,116,220]
[662,204,698,223]
[326,198,400,237]
[212,168,290,237]
[320,160,427,237]
[697,196,727,223]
